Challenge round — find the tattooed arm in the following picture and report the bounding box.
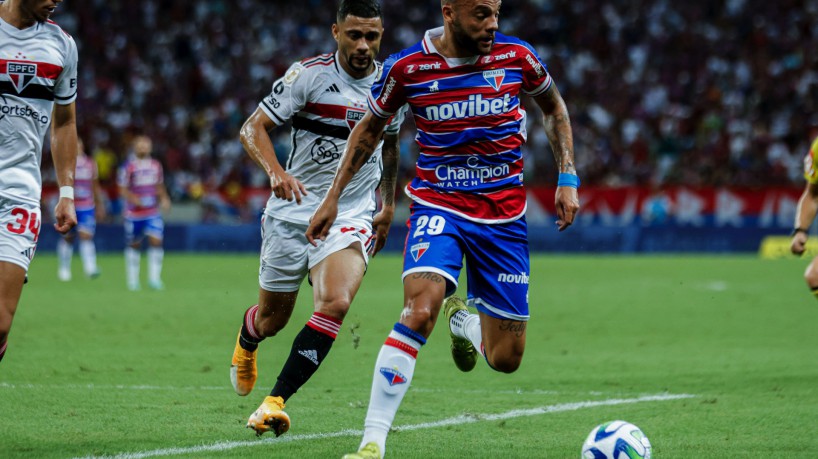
[533,84,580,231]
[370,132,401,256]
[306,111,390,245]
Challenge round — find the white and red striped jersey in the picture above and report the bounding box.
[0,17,78,205]
[369,27,553,223]
[74,154,97,211]
[258,52,404,227]
[117,158,163,220]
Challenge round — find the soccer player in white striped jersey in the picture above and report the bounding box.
[0,0,79,364]
[230,0,404,437]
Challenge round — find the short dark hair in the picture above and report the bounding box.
[337,0,383,23]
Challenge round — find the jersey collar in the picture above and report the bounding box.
[421,26,480,67]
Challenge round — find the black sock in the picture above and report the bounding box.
[239,305,263,352]
[271,325,336,401]
[0,339,7,363]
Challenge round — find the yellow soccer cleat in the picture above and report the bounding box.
[342,442,382,459]
[230,331,257,396]
[247,395,290,437]
[443,295,478,372]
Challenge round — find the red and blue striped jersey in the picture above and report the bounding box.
[117,157,163,220]
[74,154,97,211]
[368,27,552,223]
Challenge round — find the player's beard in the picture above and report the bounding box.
[451,18,494,56]
[347,52,374,74]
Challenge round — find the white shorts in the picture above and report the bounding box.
[258,215,372,292]
[0,198,40,272]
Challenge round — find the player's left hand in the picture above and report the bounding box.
[791,232,808,255]
[555,186,579,231]
[54,197,77,234]
[369,207,394,257]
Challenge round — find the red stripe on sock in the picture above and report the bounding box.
[306,312,342,339]
[244,305,260,340]
[385,337,418,358]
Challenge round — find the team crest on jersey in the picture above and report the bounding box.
[483,69,505,91]
[379,366,407,386]
[346,109,365,130]
[410,242,429,262]
[7,62,37,93]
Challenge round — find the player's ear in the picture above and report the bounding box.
[331,23,340,42]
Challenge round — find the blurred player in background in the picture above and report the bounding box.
[117,135,171,291]
[790,136,818,297]
[57,138,105,281]
[0,0,79,364]
[230,0,403,438]
[307,0,580,457]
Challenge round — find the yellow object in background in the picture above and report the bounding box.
[759,236,818,259]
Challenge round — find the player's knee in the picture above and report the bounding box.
[485,347,524,374]
[804,263,818,288]
[254,315,286,338]
[315,298,351,320]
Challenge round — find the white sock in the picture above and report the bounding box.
[360,323,425,457]
[451,309,483,354]
[125,247,140,286]
[147,247,164,283]
[79,239,98,276]
[57,239,73,272]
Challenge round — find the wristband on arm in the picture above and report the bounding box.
[557,173,580,188]
[792,227,809,236]
[59,186,74,200]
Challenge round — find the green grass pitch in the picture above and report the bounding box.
[1,253,817,458]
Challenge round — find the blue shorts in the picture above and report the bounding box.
[124,216,164,244]
[402,204,530,321]
[75,208,96,236]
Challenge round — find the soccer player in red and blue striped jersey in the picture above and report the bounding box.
[307,1,580,457]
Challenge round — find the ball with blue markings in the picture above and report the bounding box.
[581,420,652,459]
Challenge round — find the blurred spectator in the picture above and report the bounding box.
[42,0,818,221]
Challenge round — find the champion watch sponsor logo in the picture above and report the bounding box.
[7,62,37,93]
[483,69,505,91]
[425,93,512,121]
[379,366,407,386]
[435,156,510,186]
[410,242,429,261]
[497,272,529,284]
[298,349,320,365]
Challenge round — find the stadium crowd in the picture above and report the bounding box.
[42,0,818,221]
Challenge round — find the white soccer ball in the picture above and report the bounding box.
[581,420,652,459]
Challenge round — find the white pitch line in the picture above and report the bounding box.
[75,393,694,459]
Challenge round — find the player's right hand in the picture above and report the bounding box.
[791,232,808,255]
[270,173,307,205]
[53,198,77,234]
[306,200,338,247]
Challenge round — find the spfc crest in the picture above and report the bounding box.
[346,109,365,130]
[7,62,37,93]
[410,242,429,262]
[483,69,505,91]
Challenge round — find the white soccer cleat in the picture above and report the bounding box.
[58,268,71,282]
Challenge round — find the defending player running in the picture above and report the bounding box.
[0,0,79,364]
[229,0,404,437]
[790,136,818,296]
[306,0,580,457]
